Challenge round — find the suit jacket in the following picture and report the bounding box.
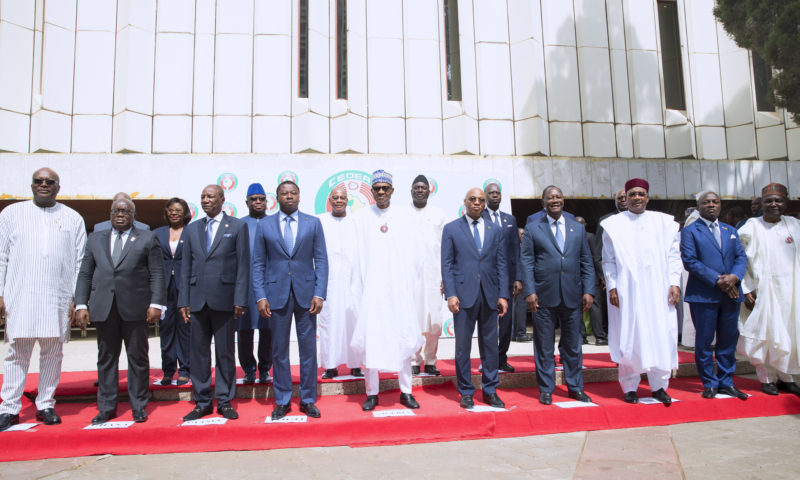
[252,211,328,310]
[153,225,185,286]
[520,214,595,309]
[75,228,166,322]
[441,215,510,309]
[586,232,604,296]
[483,209,520,286]
[94,219,150,232]
[681,219,747,303]
[178,214,250,312]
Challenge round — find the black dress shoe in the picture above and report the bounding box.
[176,376,190,386]
[35,408,61,425]
[92,410,117,425]
[411,365,421,375]
[701,387,718,399]
[460,395,474,409]
[271,403,291,420]
[761,382,779,395]
[321,368,338,380]
[0,413,20,431]
[568,390,592,403]
[350,368,364,377]
[362,395,379,411]
[160,375,174,386]
[399,393,420,409]
[776,380,800,396]
[217,404,239,420]
[499,362,515,373]
[93,380,99,387]
[300,402,321,418]
[132,409,148,423]
[183,405,213,421]
[242,372,257,384]
[595,338,608,346]
[513,334,533,342]
[652,388,672,405]
[624,391,639,404]
[582,336,589,345]
[259,373,272,384]
[539,392,552,405]
[718,386,747,399]
[424,365,441,376]
[483,392,505,408]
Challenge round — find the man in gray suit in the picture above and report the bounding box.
[75,198,165,424]
[93,192,150,232]
[520,186,595,405]
[179,185,250,421]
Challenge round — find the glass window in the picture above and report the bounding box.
[752,50,773,112]
[657,1,686,110]
[444,0,462,102]
[299,0,309,98]
[336,0,347,99]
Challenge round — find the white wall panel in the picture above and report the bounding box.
[367,0,402,38]
[40,24,75,114]
[1,0,36,28]
[684,0,717,54]
[74,31,114,114]
[30,110,70,152]
[113,26,155,115]
[474,0,509,43]
[583,123,615,157]
[590,158,611,197]
[330,113,367,154]
[627,50,662,125]
[255,0,291,34]
[253,35,291,115]
[407,118,443,155]
[508,0,542,43]
[72,114,111,152]
[615,124,633,158]
[622,0,658,51]
[550,122,583,157]
[367,38,404,117]
[664,159,684,198]
[292,112,329,153]
[368,117,405,154]
[510,39,547,120]
[571,158,592,197]
[577,47,613,122]
[756,125,788,160]
[545,46,581,122]
[405,39,441,118]
[157,0,194,33]
[443,116,479,155]
[153,115,192,153]
[632,124,664,158]
[734,159,754,198]
[476,43,512,120]
[541,0,575,46]
[689,53,723,126]
[645,159,666,198]
[154,33,194,115]
[717,160,736,198]
[0,22,33,113]
[515,116,549,156]
[787,128,800,161]
[665,124,693,159]
[214,34,252,116]
[76,0,116,31]
[575,0,608,48]
[193,116,212,152]
[112,111,151,152]
[253,115,291,153]
[117,0,156,31]
[696,126,726,160]
[726,124,756,160]
[479,120,514,155]
[213,115,251,153]
[193,34,215,116]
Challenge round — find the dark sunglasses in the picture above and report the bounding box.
[372,185,391,192]
[33,178,57,186]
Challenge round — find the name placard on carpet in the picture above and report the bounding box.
[181,418,228,426]
[555,401,599,408]
[264,416,308,424]
[638,398,682,405]
[373,409,415,418]
[83,421,134,430]
[2,423,39,432]
[466,405,507,413]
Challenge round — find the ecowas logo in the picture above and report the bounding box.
[187,202,199,220]
[483,178,502,191]
[314,170,375,215]
[277,170,299,185]
[428,177,439,196]
[217,173,238,192]
[222,202,237,217]
[264,193,279,215]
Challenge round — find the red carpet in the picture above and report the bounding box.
[2,376,799,462]
[15,351,697,397]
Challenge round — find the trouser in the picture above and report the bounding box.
[580,297,606,340]
[412,324,441,367]
[618,362,670,393]
[754,364,795,384]
[96,301,150,412]
[511,293,528,337]
[237,328,272,376]
[498,296,513,365]
[160,280,191,378]
[270,291,317,405]
[0,337,63,414]
[189,306,236,409]
[534,303,584,393]
[454,291,500,396]
[689,301,739,389]
[365,358,413,395]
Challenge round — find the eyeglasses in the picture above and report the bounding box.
[467,197,486,203]
[372,185,392,192]
[111,209,133,216]
[166,209,184,215]
[33,178,57,186]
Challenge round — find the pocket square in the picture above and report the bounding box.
[730,234,736,239]
[223,233,233,238]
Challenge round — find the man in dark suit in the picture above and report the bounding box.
[75,198,165,424]
[179,185,250,421]
[93,192,150,232]
[253,181,328,420]
[521,186,595,405]
[483,182,524,367]
[592,188,627,341]
[681,190,748,399]
[442,187,509,409]
[576,216,607,345]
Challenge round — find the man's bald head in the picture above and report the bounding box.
[328,186,348,217]
[463,188,486,220]
[113,192,133,202]
[31,167,61,208]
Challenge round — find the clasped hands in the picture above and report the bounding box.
[715,273,740,299]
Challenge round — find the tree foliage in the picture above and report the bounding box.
[714,0,800,123]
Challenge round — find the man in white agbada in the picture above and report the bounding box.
[738,182,800,397]
[0,168,86,431]
[351,169,424,411]
[601,178,681,405]
[318,186,363,380]
[408,174,447,376]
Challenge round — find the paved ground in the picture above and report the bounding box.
[2,335,798,478]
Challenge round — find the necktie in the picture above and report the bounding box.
[493,211,500,226]
[206,218,215,252]
[554,220,565,252]
[711,222,721,248]
[472,219,482,252]
[112,231,123,265]
[284,216,295,253]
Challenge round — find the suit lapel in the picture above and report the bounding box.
[483,219,497,258]
[116,229,138,267]
[205,214,227,257]
[291,213,308,257]
[719,224,730,256]
[459,216,480,255]
[101,230,114,268]
[698,221,722,253]
[538,218,559,252]
[275,213,290,256]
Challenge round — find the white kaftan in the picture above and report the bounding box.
[317,213,362,369]
[408,203,447,334]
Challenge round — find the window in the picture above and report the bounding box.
[752,50,773,112]
[657,1,686,110]
[336,0,347,99]
[444,0,462,101]
[298,0,309,98]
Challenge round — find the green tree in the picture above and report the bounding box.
[714,1,800,123]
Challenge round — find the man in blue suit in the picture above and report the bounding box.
[521,186,595,405]
[253,180,328,420]
[179,185,250,421]
[442,187,509,409]
[681,190,748,399]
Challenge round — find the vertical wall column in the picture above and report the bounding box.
[192,0,214,152]
[442,0,478,154]
[605,0,632,159]
[0,0,34,152]
[292,0,330,153]
[330,0,367,153]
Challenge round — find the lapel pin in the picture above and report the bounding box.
[130,237,136,242]
[225,224,229,228]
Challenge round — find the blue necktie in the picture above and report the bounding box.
[493,211,500,226]
[205,218,215,253]
[554,220,564,252]
[472,219,481,253]
[711,222,721,248]
[284,216,295,254]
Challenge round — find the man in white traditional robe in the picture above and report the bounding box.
[351,170,424,411]
[318,186,363,379]
[408,174,447,376]
[601,178,681,405]
[738,182,800,397]
[0,168,86,431]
